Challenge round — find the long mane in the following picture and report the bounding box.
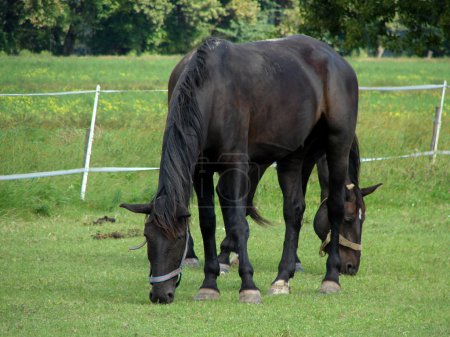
[348,136,362,209]
[348,136,360,187]
[150,38,219,237]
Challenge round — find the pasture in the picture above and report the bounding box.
[0,54,449,336]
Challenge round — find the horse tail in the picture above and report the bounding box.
[247,203,270,225]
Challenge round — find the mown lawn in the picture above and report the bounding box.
[0,54,449,336]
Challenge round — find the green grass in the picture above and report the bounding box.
[0,55,449,336]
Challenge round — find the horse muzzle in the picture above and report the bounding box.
[341,261,359,275]
[150,284,176,304]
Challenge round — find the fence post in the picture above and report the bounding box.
[431,80,447,164]
[80,85,101,200]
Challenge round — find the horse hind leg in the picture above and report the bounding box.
[183,231,200,268]
[269,158,305,295]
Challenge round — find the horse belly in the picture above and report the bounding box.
[247,88,321,162]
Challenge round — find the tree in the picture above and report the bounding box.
[214,0,276,43]
[301,0,396,55]
[0,0,24,54]
[160,0,224,53]
[89,0,172,55]
[395,0,450,56]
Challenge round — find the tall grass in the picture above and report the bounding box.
[0,55,449,336]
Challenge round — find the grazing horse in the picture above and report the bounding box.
[189,156,381,275]
[121,35,360,304]
[184,142,381,292]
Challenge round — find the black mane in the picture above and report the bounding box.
[348,136,360,187]
[151,38,220,237]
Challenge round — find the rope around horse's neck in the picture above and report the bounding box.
[319,231,362,256]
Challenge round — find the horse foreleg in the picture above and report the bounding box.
[193,169,220,301]
[217,163,269,274]
[320,133,354,293]
[217,162,261,303]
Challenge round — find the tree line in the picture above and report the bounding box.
[1,0,449,57]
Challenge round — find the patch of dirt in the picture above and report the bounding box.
[92,216,116,225]
[92,228,142,240]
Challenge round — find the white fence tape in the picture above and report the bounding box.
[0,83,447,97]
[2,150,449,181]
[359,84,448,91]
[0,90,97,96]
[361,150,450,162]
[0,83,448,199]
[0,167,160,181]
[0,89,167,96]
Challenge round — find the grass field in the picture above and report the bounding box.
[0,54,449,336]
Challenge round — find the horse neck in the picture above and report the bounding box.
[157,112,202,206]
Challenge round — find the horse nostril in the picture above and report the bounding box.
[167,292,174,303]
[150,291,157,303]
[346,263,356,274]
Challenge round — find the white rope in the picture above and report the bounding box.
[0,84,446,97]
[4,151,447,181]
[361,150,450,162]
[101,89,168,93]
[0,167,159,181]
[0,90,97,96]
[0,89,167,97]
[359,84,446,91]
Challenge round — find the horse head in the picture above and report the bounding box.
[313,183,381,275]
[121,197,190,304]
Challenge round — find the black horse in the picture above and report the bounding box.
[184,152,381,278]
[171,50,382,282]
[122,35,361,304]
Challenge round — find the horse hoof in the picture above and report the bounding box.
[183,258,200,268]
[239,290,262,304]
[230,253,239,266]
[193,288,220,301]
[295,262,304,272]
[219,263,230,274]
[268,280,290,295]
[319,281,341,294]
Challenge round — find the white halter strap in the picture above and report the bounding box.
[149,227,190,285]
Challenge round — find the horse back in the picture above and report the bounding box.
[175,35,358,162]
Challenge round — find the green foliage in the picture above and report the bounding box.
[161,0,224,53]
[90,0,173,55]
[215,0,277,42]
[1,0,449,55]
[300,0,397,55]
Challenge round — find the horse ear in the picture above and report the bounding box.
[176,204,190,219]
[120,203,152,214]
[361,183,382,197]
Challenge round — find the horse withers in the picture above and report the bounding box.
[122,35,360,303]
